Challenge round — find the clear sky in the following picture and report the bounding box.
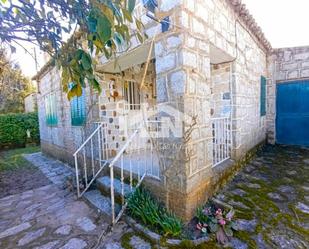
[11,0,309,78]
[242,0,309,48]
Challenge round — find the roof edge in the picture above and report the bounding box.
[228,0,272,53]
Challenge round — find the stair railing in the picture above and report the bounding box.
[109,120,161,224]
[74,120,162,224]
[73,122,109,197]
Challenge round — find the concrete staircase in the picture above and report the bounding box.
[83,174,135,223]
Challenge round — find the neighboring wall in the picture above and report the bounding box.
[267,46,309,144]
[37,68,98,165]
[24,93,37,113]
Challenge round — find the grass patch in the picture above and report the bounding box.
[121,232,156,249]
[0,146,40,171]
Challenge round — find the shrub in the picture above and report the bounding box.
[127,187,183,238]
[0,112,40,149]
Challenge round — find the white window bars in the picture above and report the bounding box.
[211,117,232,167]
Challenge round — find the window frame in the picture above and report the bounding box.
[70,86,87,126]
[123,80,141,110]
[45,93,58,126]
[260,75,267,116]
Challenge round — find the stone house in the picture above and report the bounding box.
[32,0,309,222]
[24,93,37,113]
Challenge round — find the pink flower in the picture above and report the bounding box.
[196,223,203,230]
[215,208,222,216]
[219,219,226,226]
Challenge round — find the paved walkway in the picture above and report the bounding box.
[1,146,308,249]
[215,145,309,248]
[0,153,110,249]
[0,152,150,249]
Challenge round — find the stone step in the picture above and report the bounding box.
[83,190,120,223]
[96,176,135,204]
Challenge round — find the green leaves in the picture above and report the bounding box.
[128,0,136,13]
[97,14,112,43]
[127,187,183,237]
[0,112,39,149]
[87,17,97,33]
[61,67,70,92]
[122,8,133,22]
[60,48,96,100]
[81,53,92,70]
[1,0,148,99]
[223,226,233,237]
[209,222,219,233]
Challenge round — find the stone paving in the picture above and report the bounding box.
[24,152,74,186]
[0,152,153,249]
[100,145,309,248]
[1,146,308,249]
[0,184,110,248]
[215,145,309,248]
[0,152,110,249]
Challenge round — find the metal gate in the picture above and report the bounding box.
[276,80,309,146]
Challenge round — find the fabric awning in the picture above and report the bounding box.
[96,42,155,74]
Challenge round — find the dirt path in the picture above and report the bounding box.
[0,147,50,198]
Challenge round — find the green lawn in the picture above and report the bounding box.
[0,146,41,171]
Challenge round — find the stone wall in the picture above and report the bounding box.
[37,67,98,165]
[36,0,270,221]
[24,93,37,113]
[154,0,268,220]
[267,46,309,144]
[97,61,156,154]
[211,63,231,117]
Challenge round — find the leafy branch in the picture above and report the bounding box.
[0,0,147,99]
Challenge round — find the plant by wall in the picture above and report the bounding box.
[127,187,183,238]
[0,112,39,149]
[196,200,238,245]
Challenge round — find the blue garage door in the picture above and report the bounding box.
[276,80,309,146]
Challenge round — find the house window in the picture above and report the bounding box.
[123,81,140,110]
[45,93,58,126]
[260,76,266,116]
[70,87,86,126]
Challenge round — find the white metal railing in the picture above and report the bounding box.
[212,117,232,167]
[109,120,161,224]
[73,120,161,224]
[73,122,109,197]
